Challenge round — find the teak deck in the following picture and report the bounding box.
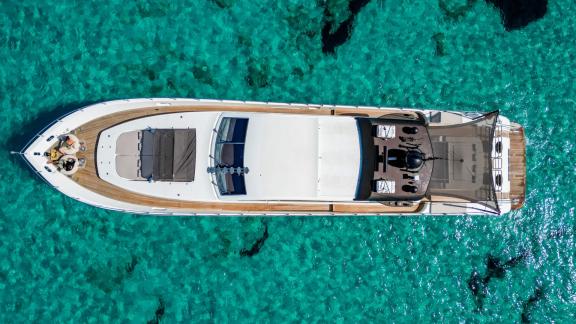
[508,126,526,209]
[69,105,424,214]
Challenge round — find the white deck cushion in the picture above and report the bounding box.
[115,155,144,180]
[115,131,141,155]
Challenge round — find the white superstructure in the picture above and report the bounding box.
[238,114,360,201]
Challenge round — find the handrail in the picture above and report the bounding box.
[19,107,85,152]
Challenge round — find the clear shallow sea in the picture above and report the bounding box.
[1,0,575,322]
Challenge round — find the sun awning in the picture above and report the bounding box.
[426,111,500,213]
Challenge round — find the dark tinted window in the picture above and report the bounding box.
[215,173,247,195]
[214,118,248,195]
[216,118,248,143]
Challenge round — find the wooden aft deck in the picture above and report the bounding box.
[67,104,424,214]
[508,126,526,210]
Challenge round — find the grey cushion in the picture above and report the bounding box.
[115,129,196,181]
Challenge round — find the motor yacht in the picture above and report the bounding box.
[20,98,526,216]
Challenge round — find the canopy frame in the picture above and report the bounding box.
[425,111,500,213]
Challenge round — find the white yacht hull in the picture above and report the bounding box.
[21,98,525,216]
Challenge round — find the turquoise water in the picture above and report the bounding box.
[1,0,575,322]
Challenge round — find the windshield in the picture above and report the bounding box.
[213,117,248,195]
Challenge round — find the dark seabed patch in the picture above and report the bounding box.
[245,58,270,89]
[239,222,269,257]
[432,32,446,56]
[192,64,215,86]
[485,0,547,30]
[125,255,139,274]
[467,251,529,310]
[292,67,305,79]
[521,285,545,323]
[85,261,130,293]
[136,1,170,18]
[321,0,372,54]
[147,297,166,324]
[211,0,236,9]
[438,0,477,20]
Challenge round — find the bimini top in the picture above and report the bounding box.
[426,111,500,214]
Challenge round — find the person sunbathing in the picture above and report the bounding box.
[59,135,79,154]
